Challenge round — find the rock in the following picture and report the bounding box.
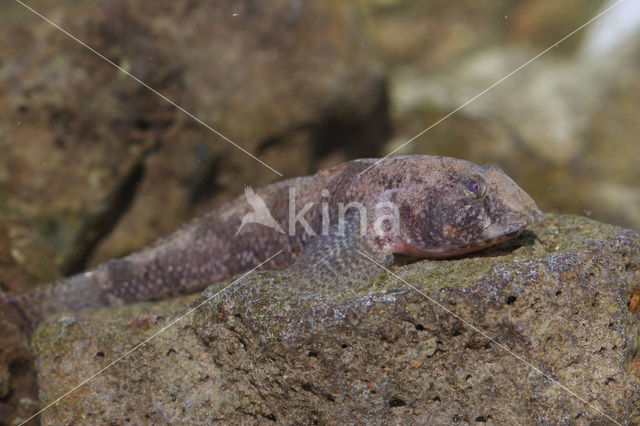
[0,0,389,273]
[361,0,600,72]
[0,213,58,424]
[30,215,640,424]
[0,319,37,424]
[581,42,640,230]
[0,213,60,295]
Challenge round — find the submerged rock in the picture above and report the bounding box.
[30,215,640,424]
[0,213,59,422]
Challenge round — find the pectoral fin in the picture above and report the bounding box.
[287,214,393,296]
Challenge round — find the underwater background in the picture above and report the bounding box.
[0,1,639,421]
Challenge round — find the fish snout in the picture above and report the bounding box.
[522,204,543,225]
[484,210,536,240]
[531,205,543,222]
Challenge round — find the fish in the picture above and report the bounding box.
[0,155,541,331]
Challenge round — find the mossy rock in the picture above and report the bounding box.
[29,215,640,424]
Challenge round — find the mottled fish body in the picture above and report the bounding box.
[1,155,541,331]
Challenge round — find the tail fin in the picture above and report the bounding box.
[0,267,112,333]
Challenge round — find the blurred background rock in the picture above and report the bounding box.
[0,0,639,420]
[363,0,640,231]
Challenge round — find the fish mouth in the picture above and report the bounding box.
[392,207,543,259]
[483,208,540,240]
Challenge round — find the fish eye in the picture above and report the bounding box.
[463,175,485,198]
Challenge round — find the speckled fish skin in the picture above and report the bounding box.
[0,155,541,330]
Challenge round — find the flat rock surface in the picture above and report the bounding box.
[30,215,640,424]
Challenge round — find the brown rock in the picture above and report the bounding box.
[362,0,601,71]
[30,215,640,424]
[0,213,58,425]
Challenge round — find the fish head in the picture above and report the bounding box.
[388,158,542,258]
